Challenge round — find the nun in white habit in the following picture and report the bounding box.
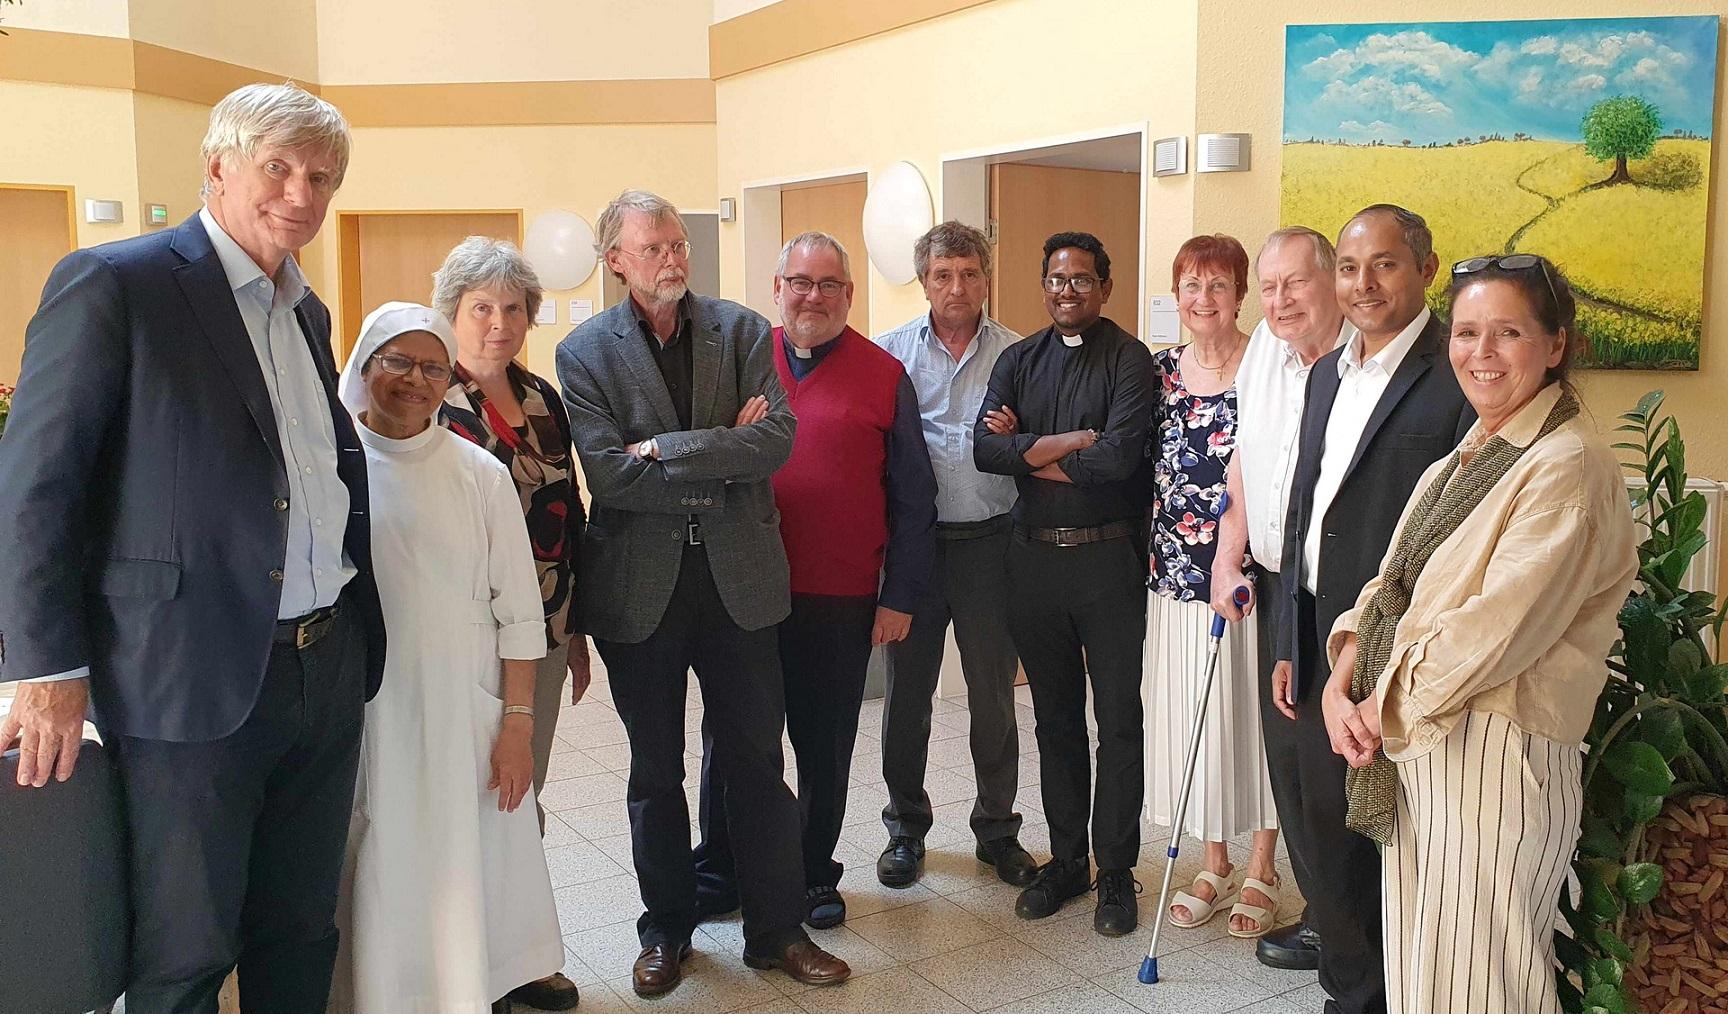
[330,302,564,1012]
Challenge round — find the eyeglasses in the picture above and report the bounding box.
[783,276,847,298]
[1452,254,1559,310]
[617,240,692,263]
[1043,275,1100,294]
[370,352,453,384]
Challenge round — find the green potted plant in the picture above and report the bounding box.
[0,381,13,439]
[1558,390,1728,1013]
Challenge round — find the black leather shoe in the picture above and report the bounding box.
[1092,868,1140,937]
[805,885,846,929]
[1015,857,1090,920]
[1257,921,1322,970]
[503,971,580,1010]
[876,835,925,887]
[975,836,1038,887]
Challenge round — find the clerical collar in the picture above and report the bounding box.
[792,345,813,359]
[1060,334,1084,347]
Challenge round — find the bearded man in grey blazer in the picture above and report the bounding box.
[555,190,848,998]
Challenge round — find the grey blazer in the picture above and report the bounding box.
[555,294,795,644]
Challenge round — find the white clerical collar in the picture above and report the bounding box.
[1060,333,1084,347]
[792,345,813,359]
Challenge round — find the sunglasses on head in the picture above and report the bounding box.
[1452,254,1559,309]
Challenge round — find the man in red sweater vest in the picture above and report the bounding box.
[693,232,937,930]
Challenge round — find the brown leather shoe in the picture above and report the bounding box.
[631,941,692,997]
[742,937,851,987]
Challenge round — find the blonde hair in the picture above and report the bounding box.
[200,82,351,196]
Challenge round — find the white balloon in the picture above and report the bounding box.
[863,162,934,285]
[522,210,597,290]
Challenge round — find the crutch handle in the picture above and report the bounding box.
[1209,585,1252,638]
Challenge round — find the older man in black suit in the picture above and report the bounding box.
[1263,204,1474,1014]
[0,84,385,1012]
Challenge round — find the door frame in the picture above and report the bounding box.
[0,182,78,245]
[738,167,870,327]
[938,123,1149,338]
[335,208,524,359]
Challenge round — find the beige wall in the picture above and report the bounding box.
[128,0,320,81]
[132,93,215,234]
[2,0,128,37]
[305,121,718,380]
[1193,0,1728,484]
[715,0,1197,335]
[0,81,140,247]
[314,0,712,84]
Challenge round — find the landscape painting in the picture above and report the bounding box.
[1282,16,1719,370]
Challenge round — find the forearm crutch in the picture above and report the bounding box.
[1138,581,1252,985]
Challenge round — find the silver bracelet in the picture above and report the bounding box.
[502,705,535,719]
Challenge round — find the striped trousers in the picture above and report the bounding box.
[1383,709,1583,1014]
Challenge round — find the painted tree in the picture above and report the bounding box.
[1582,95,1662,186]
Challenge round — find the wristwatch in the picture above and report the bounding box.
[637,438,659,459]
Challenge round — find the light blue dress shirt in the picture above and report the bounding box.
[28,211,354,684]
[874,312,1022,524]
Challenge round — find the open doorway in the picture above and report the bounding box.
[941,127,1146,339]
[336,210,523,359]
[739,169,871,334]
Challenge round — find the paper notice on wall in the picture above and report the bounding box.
[536,301,557,326]
[1145,294,1181,346]
[570,299,594,325]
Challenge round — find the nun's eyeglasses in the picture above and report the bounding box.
[370,352,453,384]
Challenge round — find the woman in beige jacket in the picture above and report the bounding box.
[1320,253,1638,1014]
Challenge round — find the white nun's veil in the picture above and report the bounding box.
[337,301,460,417]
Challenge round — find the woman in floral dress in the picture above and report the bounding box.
[1144,235,1283,940]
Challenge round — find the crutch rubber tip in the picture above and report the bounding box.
[1138,956,1159,984]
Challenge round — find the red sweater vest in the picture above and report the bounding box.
[772,326,901,598]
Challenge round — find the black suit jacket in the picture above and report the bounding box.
[0,214,386,741]
[1277,313,1474,695]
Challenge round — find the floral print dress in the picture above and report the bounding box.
[1148,345,1248,602]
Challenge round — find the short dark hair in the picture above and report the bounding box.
[1041,231,1111,282]
[1345,203,1433,267]
[1446,253,1580,384]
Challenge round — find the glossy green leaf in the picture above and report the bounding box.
[1637,708,1687,760]
[1602,740,1675,797]
[1623,790,1664,824]
[1594,926,1634,964]
[1617,863,1664,905]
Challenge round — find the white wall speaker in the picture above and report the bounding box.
[1196,133,1252,173]
[84,198,124,224]
[1151,136,1187,177]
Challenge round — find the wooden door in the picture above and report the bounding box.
[337,211,521,358]
[780,180,869,334]
[0,185,76,384]
[989,164,1140,338]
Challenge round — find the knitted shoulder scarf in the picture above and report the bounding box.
[1345,389,1579,846]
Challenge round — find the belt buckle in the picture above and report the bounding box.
[295,618,316,650]
[1052,527,1082,547]
[686,519,703,546]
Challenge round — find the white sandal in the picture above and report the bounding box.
[1166,868,1243,928]
[1227,876,1281,939]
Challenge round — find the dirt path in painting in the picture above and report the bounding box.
[1502,146,1678,325]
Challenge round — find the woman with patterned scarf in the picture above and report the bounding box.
[432,236,586,1012]
[1319,254,1637,1014]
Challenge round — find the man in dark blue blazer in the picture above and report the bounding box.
[0,83,384,1012]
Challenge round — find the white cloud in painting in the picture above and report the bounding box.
[1354,30,1479,81]
[1558,37,1626,68]
[1521,36,1559,56]
[1311,33,1337,47]
[1518,68,1544,95]
[1320,74,1453,118]
[1567,73,1607,92]
[1338,119,1398,139]
[1305,48,1358,78]
[1472,41,1517,83]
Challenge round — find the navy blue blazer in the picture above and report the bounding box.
[1276,313,1475,698]
[0,214,385,741]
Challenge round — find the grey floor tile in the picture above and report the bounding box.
[553,874,646,934]
[791,968,971,1014]
[539,770,630,813]
[847,896,1002,963]
[543,839,633,889]
[980,980,1143,1014]
[1093,956,1273,1013]
[909,936,1078,1011]
[544,746,607,781]
[557,797,635,840]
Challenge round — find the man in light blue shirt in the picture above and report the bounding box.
[871,221,1035,890]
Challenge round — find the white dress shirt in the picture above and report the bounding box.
[1300,308,1430,592]
[1234,318,1352,572]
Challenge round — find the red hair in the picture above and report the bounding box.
[1172,234,1249,301]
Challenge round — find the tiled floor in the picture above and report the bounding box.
[530,651,1324,1014]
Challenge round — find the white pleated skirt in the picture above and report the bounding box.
[1383,709,1583,1014]
[1143,593,1279,842]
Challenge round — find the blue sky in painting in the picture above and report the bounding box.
[1283,16,1718,144]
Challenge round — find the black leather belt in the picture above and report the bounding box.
[273,605,340,650]
[935,514,1011,541]
[1013,520,1136,547]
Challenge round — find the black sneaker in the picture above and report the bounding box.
[1257,921,1322,970]
[805,885,846,929]
[876,835,925,887]
[1092,868,1141,937]
[975,836,1038,887]
[1014,857,1090,920]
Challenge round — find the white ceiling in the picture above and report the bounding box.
[998,134,1142,173]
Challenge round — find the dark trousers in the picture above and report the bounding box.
[594,546,805,953]
[881,518,1022,844]
[1264,579,1385,1014]
[696,593,875,895]
[1007,533,1147,871]
[116,604,366,1014]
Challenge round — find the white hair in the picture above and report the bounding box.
[200,82,351,197]
[431,236,544,322]
[777,231,851,281]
